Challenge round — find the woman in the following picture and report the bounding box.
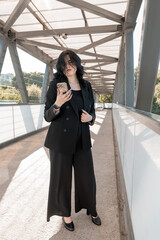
[44,50,101,231]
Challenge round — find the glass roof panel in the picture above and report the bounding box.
[84,12,116,25]
[87,16,118,26]
[0,0,128,94]
[49,19,85,29]
[99,2,127,15]
[31,0,72,11]
[13,24,43,31]
[0,1,18,16]
[41,8,83,23]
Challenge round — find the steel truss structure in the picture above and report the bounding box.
[0,0,159,112]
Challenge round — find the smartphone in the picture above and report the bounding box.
[57,82,68,94]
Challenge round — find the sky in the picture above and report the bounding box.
[2,0,158,75]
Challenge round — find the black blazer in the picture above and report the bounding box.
[44,77,96,154]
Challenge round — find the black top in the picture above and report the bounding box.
[72,89,84,149]
[72,89,84,121]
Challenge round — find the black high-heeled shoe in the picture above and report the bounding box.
[63,217,75,231]
[86,210,101,226]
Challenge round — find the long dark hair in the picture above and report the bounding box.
[54,50,86,87]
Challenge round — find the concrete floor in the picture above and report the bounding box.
[0,109,121,240]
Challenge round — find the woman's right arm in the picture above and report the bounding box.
[44,80,72,122]
[44,80,59,122]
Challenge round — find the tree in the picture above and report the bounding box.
[99,94,112,103]
[27,84,42,103]
[154,82,160,103]
[156,72,160,84]
[134,67,139,89]
[0,86,22,103]
[152,97,160,115]
[152,73,160,114]
[135,68,160,115]
[12,72,44,88]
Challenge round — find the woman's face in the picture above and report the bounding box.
[63,54,77,78]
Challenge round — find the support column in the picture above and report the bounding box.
[134,0,160,112]
[117,40,125,105]
[0,35,8,74]
[125,29,134,107]
[113,76,118,103]
[49,66,54,82]
[8,42,28,103]
[94,93,99,103]
[40,64,50,103]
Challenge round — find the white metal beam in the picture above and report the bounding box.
[3,0,30,32]
[17,41,53,65]
[77,32,122,53]
[113,35,125,103]
[27,5,64,48]
[88,69,115,73]
[8,41,29,103]
[125,0,143,30]
[81,59,117,63]
[80,9,105,75]
[17,39,117,62]
[16,25,121,39]
[40,64,50,104]
[57,0,123,23]
[134,0,160,112]
[17,39,63,51]
[0,35,8,74]
[86,77,115,81]
[79,52,117,62]
[85,70,115,75]
[84,62,115,70]
[125,29,134,107]
[94,90,113,94]
[118,39,125,104]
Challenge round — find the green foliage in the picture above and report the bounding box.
[152,97,160,114]
[152,73,160,114]
[27,84,42,102]
[152,82,160,114]
[134,67,138,88]
[154,82,160,102]
[12,72,44,88]
[134,68,160,115]
[0,79,11,86]
[156,72,160,84]
[0,86,22,103]
[98,94,112,103]
[7,71,43,103]
[0,83,42,104]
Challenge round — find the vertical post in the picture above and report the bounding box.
[94,93,99,103]
[49,65,54,82]
[118,39,125,105]
[40,64,50,103]
[0,35,8,74]
[134,0,160,112]
[113,74,118,103]
[8,42,28,103]
[125,29,135,107]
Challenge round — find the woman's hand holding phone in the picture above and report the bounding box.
[54,88,72,107]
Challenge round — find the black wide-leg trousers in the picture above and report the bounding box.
[47,146,97,222]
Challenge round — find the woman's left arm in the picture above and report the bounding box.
[88,81,96,126]
[81,81,96,125]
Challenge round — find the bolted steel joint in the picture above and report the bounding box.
[117,24,122,32]
[8,30,16,39]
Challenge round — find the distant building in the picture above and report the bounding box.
[0,73,14,85]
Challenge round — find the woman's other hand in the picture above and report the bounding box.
[55,88,72,107]
[81,109,92,123]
